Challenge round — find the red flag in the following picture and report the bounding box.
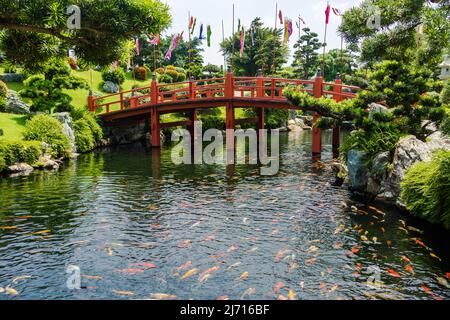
[135,38,140,56]
[279,10,283,25]
[325,3,331,24]
[239,28,245,57]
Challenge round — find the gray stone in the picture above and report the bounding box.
[7,163,33,174]
[381,133,450,202]
[5,90,30,114]
[346,149,368,191]
[52,112,76,153]
[368,103,389,120]
[371,151,390,181]
[103,81,120,93]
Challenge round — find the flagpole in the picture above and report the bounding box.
[222,19,226,75]
[322,2,329,78]
[272,3,278,75]
[188,11,192,79]
[231,4,235,73]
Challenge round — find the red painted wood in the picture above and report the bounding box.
[312,76,323,155]
[332,79,343,158]
[151,106,160,147]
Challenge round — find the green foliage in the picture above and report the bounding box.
[243,108,289,129]
[0,98,6,112]
[441,81,450,105]
[74,119,94,153]
[23,114,71,158]
[0,80,8,97]
[199,115,225,131]
[20,59,88,113]
[221,17,289,76]
[339,127,402,166]
[0,0,172,71]
[0,140,43,169]
[292,27,322,79]
[102,68,126,85]
[133,67,148,81]
[2,61,17,73]
[401,151,450,229]
[319,49,358,82]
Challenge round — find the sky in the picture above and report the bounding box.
[162,0,363,66]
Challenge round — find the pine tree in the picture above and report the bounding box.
[292,28,323,79]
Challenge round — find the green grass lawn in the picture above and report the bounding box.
[0,113,28,141]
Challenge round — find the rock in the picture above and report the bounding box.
[368,103,389,120]
[7,163,33,174]
[52,112,76,153]
[295,118,306,128]
[5,90,30,114]
[381,133,450,203]
[371,151,390,181]
[287,119,303,132]
[367,177,380,195]
[0,73,24,83]
[331,161,348,187]
[103,81,120,93]
[288,119,296,126]
[346,149,368,191]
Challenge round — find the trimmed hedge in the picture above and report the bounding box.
[0,140,43,171]
[73,113,103,153]
[401,150,450,229]
[23,114,72,158]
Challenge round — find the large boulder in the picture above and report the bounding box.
[368,103,389,120]
[7,163,33,174]
[346,149,368,191]
[367,151,391,196]
[380,132,450,203]
[5,90,30,114]
[52,112,76,153]
[103,81,120,93]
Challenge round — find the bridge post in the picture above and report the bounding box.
[256,69,265,132]
[130,91,139,108]
[150,74,160,148]
[225,68,235,164]
[312,71,323,157]
[87,91,95,112]
[332,75,343,158]
[189,76,196,99]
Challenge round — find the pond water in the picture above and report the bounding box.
[1,131,449,300]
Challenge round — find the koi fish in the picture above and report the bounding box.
[5,287,18,295]
[415,239,428,249]
[129,262,157,269]
[149,293,177,300]
[112,290,134,296]
[430,253,442,261]
[288,289,295,300]
[178,261,192,270]
[107,247,113,256]
[115,268,145,274]
[436,277,450,289]
[12,276,32,284]
[446,272,450,280]
[227,244,238,252]
[14,215,33,220]
[217,295,230,300]
[401,256,411,264]
[273,282,284,294]
[0,226,18,230]
[387,269,401,278]
[239,272,249,281]
[30,230,51,235]
[405,265,415,275]
[82,275,103,280]
[180,268,198,280]
[351,245,361,254]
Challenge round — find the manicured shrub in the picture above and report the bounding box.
[401,151,450,229]
[0,80,8,98]
[440,81,450,105]
[82,113,103,142]
[23,115,72,158]
[74,119,95,153]
[133,67,148,81]
[159,74,173,83]
[0,140,43,167]
[101,68,126,84]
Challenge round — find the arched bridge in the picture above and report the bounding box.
[89,72,360,156]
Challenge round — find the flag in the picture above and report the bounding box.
[179,31,184,42]
[199,23,204,39]
[190,17,197,34]
[250,27,255,46]
[238,19,241,32]
[165,34,180,60]
[279,10,283,25]
[299,16,306,25]
[325,3,331,24]
[283,19,293,44]
[207,25,212,47]
[149,33,159,46]
[239,27,245,57]
[332,8,343,16]
[135,37,140,56]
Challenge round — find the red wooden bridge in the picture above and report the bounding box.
[88,71,360,156]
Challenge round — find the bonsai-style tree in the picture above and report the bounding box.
[292,27,322,79]
[20,59,88,113]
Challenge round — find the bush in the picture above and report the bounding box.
[441,81,450,105]
[401,151,450,229]
[0,80,8,98]
[23,115,72,158]
[0,140,43,168]
[0,97,6,112]
[133,67,148,81]
[200,115,226,131]
[101,68,126,85]
[243,108,289,129]
[74,119,95,153]
[159,74,173,83]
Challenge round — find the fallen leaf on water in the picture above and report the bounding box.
[149,293,177,300]
[274,282,284,294]
[82,275,103,280]
[180,268,198,280]
[430,253,442,261]
[405,265,415,275]
[115,269,145,274]
[217,295,230,300]
[129,262,157,269]
[178,261,192,270]
[239,272,249,281]
[12,275,32,284]
[5,287,18,295]
[387,269,401,278]
[112,290,134,296]
[288,289,295,300]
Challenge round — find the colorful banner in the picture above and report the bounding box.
[135,38,140,56]
[149,33,159,46]
[239,27,245,57]
[199,24,204,39]
[325,3,331,24]
[190,17,197,34]
[332,8,342,16]
[279,10,283,25]
[207,25,212,47]
[165,34,180,60]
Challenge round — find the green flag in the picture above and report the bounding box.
[207,24,212,47]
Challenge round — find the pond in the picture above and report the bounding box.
[1,130,449,300]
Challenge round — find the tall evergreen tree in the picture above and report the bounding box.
[292,28,322,79]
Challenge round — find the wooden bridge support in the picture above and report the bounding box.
[332,78,343,158]
[312,75,323,158]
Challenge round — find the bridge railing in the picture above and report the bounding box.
[88,72,361,114]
